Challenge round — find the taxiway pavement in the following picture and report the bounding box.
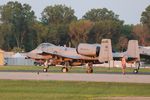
[0,72,150,83]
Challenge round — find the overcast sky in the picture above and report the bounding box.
[1,0,150,24]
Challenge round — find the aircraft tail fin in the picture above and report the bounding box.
[98,39,113,62]
[126,40,140,60]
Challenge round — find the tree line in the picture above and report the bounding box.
[0,1,150,52]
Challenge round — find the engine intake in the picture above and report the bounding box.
[76,43,100,57]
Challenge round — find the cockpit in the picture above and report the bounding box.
[36,43,55,49]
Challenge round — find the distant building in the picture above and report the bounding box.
[4,52,34,66]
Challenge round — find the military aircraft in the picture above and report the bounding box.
[27,39,113,72]
[27,39,140,73]
[139,46,150,61]
[113,40,140,73]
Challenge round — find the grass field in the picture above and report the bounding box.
[0,65,150,73]
[0,80,149,100]
[0,66,150,100]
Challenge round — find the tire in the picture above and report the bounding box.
[133,61,140,74]
[43,68,48,72]
[61,67,68,73]
[133,69,138,74]
[135,61,140,70]
[86,67,93,73]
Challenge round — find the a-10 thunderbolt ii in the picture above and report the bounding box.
[27,39,140,73]
[139,46,150,62]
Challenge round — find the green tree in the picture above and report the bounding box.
[41,5,77,25]
[114,25,134,51]
[140,5,150,45]
[83,8,124,49]
[69,20,93,46]
[117,36,128,52]
[121,25,134,39]
[0,23,12,49]
[32,21,49,45]
[0,1,36,51]
[83,8,122,22]
[141,5,150,28]
[41,5,77,45]
[132,24,150,46]
[89,20,122,45]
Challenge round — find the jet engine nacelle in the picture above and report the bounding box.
[76,43,100,57]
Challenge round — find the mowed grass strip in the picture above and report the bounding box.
[0,65,150,73]
[0,66,43,71]
[0,80,149,100]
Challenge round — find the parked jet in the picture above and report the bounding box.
[27,39,113,72]
[113,40,140,73]
[27,39,140,73]
[139,46,150,61]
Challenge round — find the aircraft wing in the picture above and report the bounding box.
[43,48,97,60]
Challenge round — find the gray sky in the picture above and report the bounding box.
[1,0,150,24]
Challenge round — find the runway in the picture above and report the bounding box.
[0,72,150,83]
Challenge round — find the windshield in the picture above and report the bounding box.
[37,43,55,49]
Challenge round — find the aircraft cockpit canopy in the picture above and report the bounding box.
[37,43,55,49]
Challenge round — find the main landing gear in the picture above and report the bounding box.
[61,67,69,73]
[42,61,94,73]
[133,61,140,74]
[86,63,93,73]
[61,62,69,73]
[86,66,93,73]
[43,68,48,72]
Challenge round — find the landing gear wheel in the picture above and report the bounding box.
[61,67,68,73]
[86,67,93,73]
[43,68,48,72]
[133,69,138,74]
[133,61,140,74]
[135,61,140,70]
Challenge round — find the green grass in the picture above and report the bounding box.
[0,66,43,71]
[0,65,150,73]
[0,80,149,100]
